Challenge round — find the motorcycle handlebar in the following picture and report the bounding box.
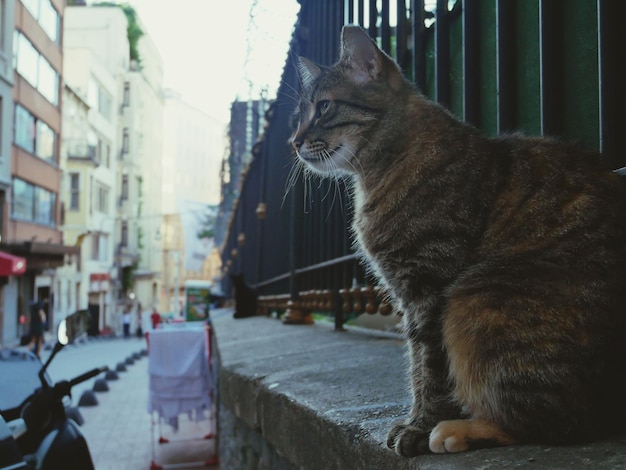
[69,367,109,387]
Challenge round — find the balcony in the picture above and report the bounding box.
[67,143,99,167]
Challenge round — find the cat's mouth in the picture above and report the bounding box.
[298,145,356,176]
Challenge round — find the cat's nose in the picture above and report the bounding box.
[291,138,302,152]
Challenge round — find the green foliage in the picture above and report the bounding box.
[121,263,137,292]
[197,205,218,239]
[93,2,144,64]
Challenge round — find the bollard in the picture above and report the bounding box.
[93,378,109,392]
[105,369,119,381]
[78,389,98,407]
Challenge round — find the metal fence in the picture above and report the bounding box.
[220,0,625,328]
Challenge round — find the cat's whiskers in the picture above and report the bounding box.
[304,167,314,213]
[320,150,337,197]
[325,149,351,219]
[335,145,364,175]
[282,158,304,208]
[278,79,303,105]
[280,52,305,105]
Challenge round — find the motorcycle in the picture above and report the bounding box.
[0,310,108,470]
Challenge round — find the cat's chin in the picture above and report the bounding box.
[298,145,357,177]
[302,159,353,177]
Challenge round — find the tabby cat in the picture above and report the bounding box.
[291,25,626,456]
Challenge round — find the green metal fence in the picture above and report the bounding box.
[219,0,626,327]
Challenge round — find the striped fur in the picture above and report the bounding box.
[292,25,626,456]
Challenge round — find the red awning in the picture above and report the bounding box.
[0,251,27,276]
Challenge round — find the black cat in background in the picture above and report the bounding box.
[230,273,258,319]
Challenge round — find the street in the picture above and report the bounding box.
[40,335,218,470]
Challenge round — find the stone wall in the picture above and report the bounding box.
[212,309,626,470]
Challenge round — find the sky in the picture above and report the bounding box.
[126,0,300,123]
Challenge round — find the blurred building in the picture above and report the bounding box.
[214,99,265,249]
[62,5,128,333]
[0,0,17,345]
[62,4,165,332]
[128,31,164,314]
[160,89,226,313]
[7,0,79,341]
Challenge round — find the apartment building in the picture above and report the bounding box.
[64,4,164,325]
[61,37,123,335]
[0,0,18,345]
[63,5,134,334]
[125,32,164,314]
[7,0,79,342]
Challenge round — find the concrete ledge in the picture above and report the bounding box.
[212,309,626,469]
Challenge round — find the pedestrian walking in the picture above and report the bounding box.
[151,307,161,329]
[136,302,144,338]
[28,300,46,357]
[123,305,132,338]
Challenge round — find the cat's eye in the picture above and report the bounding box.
[317,100,331,117]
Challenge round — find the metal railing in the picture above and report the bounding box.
[220,0,626,328]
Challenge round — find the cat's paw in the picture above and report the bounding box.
[428,421,469,453]
[428,419,517,453]
[386,422,431,457]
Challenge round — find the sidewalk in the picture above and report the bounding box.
[45,336,218,470]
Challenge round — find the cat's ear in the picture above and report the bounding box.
[297,57,321,90]
[339,25,381,83]
[340,25,402,87]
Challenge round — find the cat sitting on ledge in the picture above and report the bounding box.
[291,25,626,457]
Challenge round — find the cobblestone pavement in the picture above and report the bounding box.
[42,336,218,470]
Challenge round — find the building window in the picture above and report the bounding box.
[99,90,111,120]
[122,128,129,154]
[14,104,57,163]
[14,32,38,85]
[38,57,58,105]
[11,178,56,226]
[13,32,59,105]
[69,173,79,210]
[38,0,59,43]
[12,178,34,220]
[21,0,59,44]
[95,183,109,213]
[121,221,128,247]
[36,120,55,163]
[98,139,111,168]
[88,78,112,121]
[123,81,130,106]
[91,233,108,261]
[14,105,35,153]
[35,186,53,224]
[121,174,129,200]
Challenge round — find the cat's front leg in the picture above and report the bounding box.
[387,305,461,457]
[386,339,431,456]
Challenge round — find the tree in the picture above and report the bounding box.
[197,205,218,239]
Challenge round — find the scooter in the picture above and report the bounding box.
[0,310,108,470]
